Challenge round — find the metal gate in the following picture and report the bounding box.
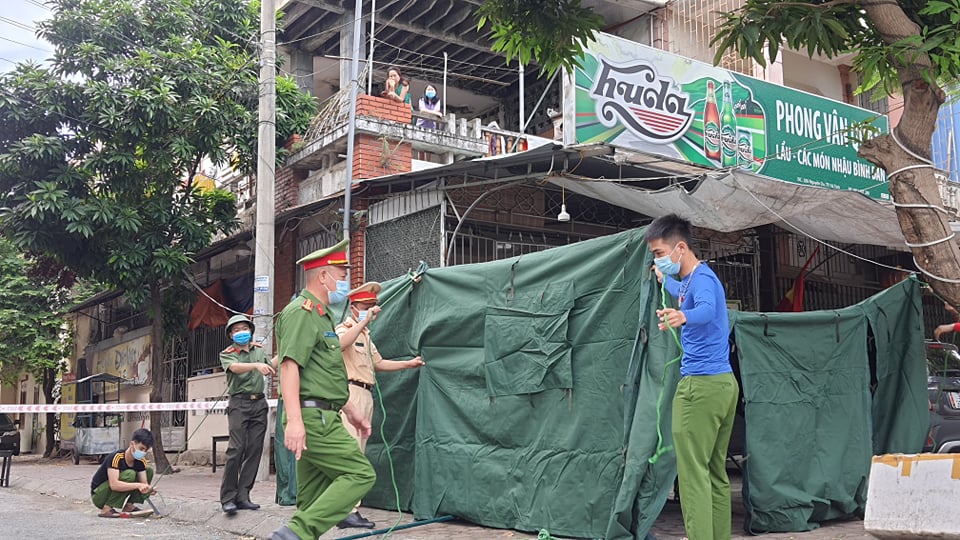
[297,223,342,290]
[158,334,188,449]
[693,236,760,312]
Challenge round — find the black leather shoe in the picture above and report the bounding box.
[236,500,260,510]
[337,511,375,529]
[268,525,300,540]
[221,501,237,515]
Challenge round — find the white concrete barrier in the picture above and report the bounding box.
[865,453,960,539]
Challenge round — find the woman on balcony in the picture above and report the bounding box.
[416,83,442,130]
[381,66,410,107]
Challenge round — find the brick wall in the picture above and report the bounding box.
[353,95,413,179]
[275,165,306,214]
[350,198,369,288]
[357,95,412,124]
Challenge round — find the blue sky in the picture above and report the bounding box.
[1,0,53,72]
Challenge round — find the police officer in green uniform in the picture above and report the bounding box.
[219,314,277,515]
[268,239,376,540]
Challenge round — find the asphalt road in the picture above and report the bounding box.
[0,487,242,539]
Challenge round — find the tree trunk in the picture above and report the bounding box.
[41,367,56,458]
[148,282,174,475]
[857,1,960,308]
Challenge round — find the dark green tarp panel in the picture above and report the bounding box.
[730,277,927,534]
[360,227,927,539]
[364,229,659,538]
[859,278,928,455]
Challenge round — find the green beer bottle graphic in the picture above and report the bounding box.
[703,81,721,162]
[721,81,738,167]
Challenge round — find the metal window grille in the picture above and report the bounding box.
[365,208,442,282]
[667,0,753,77]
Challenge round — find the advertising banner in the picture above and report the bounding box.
[572,32,890,199]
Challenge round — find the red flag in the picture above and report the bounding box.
[188,280,230,330]
[776,246,821,312]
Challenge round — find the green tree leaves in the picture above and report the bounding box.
[476,0,604,75]
[0,0,314,302]
[712,1,960,97]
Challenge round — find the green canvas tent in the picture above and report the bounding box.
[353,227,926,539]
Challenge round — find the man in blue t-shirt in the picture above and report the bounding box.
[646,214,739,540]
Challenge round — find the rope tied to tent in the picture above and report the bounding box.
[648,280,684,464]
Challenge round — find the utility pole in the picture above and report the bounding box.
[342,0,364,280]
[254,0,276,481]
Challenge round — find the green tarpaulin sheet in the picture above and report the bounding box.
[349,228,926,539]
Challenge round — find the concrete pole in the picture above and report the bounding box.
[342,0,364,275]
[254,0,276,482]
[519,63,525,134]
[368,0,376,95]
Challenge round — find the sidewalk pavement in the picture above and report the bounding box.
[5,454,873,539]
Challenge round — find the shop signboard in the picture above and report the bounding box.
[570,32,890,199]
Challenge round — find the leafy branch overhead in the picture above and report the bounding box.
[713,0,960,311]
[476,0,604,75]
[711,0,960,97]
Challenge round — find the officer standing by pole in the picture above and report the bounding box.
[219,314,277,515]
[268,239,376,540]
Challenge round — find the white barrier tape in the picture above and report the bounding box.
[0,400,280,414]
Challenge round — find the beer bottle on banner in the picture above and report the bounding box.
[738,129,753,170]
[721,81,738,168]
[703,81,721,162]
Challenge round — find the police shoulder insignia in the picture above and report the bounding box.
[301,298,314,311]
[222,346,236,353]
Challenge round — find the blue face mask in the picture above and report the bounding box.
[232,330,252,345]
[132,448,147,460]
[425,90,436,99]
[653,246,682,276]
[357,310,368,322]
[327,279,350,305]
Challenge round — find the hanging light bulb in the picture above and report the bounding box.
[557,185,571,222]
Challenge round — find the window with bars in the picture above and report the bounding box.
[667,0,753,77]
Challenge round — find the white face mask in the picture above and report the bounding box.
[357,310,368,322]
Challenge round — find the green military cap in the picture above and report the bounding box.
[297,238,351,270]
[225,314,254,337]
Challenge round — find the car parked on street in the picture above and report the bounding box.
[924,341,960,453]
[0,413,20,456]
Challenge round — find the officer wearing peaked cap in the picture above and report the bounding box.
[268,239,377,540]
[219,314,277,515]
[334,282,424,529]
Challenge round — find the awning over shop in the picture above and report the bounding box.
[557,169,905,249]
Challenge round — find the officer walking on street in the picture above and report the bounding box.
[219,314,277,515]
[268,239,377,540]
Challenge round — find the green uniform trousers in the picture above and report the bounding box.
[274,398,299,506]
[220,396,268,504]
[91,467,154,510]
[286,408,376,540]
[672,372,739,540]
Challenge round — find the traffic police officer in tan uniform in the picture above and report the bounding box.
[334,282,424,529]
[268,239,377,540]
[219,314,277,515]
